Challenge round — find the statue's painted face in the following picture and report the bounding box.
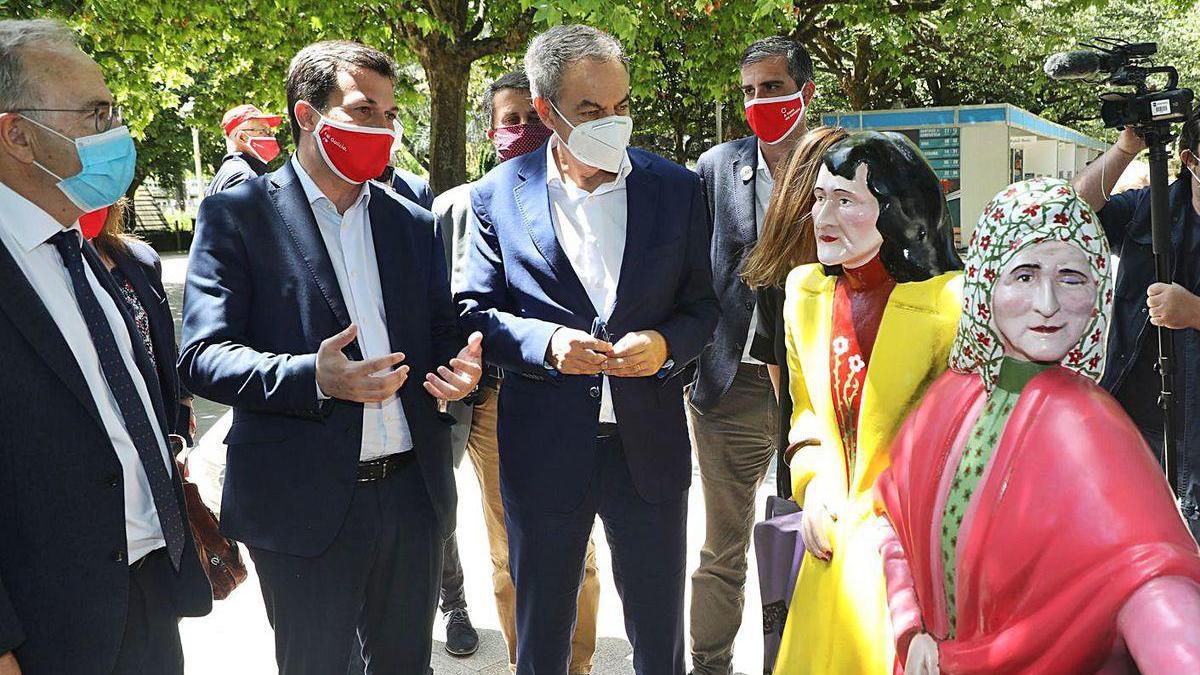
[812,163,883,269]
[992,240,1096,363]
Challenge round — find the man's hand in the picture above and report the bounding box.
[1116,126,1147,157]
[546,328,612,375]
[1147,283,1200,330]
[603,330,669,378]
[904,633,939,675]
[316,324,409,403]
[800,479,838,562]
[0,651,21,675]
[424,332,484,401]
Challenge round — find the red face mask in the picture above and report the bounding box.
[246,135,281,164]
[80,206,108,240]
[488,121,552,162]
[744,89,810,145]
[312,113,396,184]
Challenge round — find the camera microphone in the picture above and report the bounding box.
[1043,50,1124,80]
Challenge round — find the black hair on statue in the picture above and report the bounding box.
[821,131,963,282]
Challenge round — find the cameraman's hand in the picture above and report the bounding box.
[1147,283,1200,330]
[1116,126,1147,156]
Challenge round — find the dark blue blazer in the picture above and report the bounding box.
[0,236,211,674]
[690,136,760,411]
[178,158,462,557]
[110,240,191,440]
[388,168,434,211]
[457,144,719,510]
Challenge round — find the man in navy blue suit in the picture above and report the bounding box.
[458,24,719,675]
[179,40,482,674]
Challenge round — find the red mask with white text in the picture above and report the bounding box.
[744,89,809,145]
[80,206,108,240]
[246,136,281,164]
[312,113,396,184]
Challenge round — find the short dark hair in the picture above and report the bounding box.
[484,70,531,129]
[1180,110,1200,157]
[285,40,396,144]
[822,131,964,282]
[741,37,814,87]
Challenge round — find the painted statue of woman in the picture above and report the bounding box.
[774,131,963,674]
[877,178,1200,674]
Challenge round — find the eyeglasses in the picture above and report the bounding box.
[12,103,124,133]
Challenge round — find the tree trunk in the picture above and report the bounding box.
[422,55,472,195]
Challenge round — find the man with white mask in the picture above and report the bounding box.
[457,24,719,675]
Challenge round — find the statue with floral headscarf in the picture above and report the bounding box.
[875,178,1200,674]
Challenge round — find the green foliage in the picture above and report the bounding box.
[4,0,1198,196]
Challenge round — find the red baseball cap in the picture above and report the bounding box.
[222,104,283,136]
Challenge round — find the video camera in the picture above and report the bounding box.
[1044,38,1193,130]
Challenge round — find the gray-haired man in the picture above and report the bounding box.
[458,24,718,675]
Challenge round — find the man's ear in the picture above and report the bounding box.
[0,113,36,165]
[532,96,554,129]
[293,101,319,134]
[1181,148,1197,170]
[802,80,817,106]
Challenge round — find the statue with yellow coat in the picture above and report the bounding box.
[773,131,963,674]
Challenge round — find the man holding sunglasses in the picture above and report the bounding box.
[0,18,212,675]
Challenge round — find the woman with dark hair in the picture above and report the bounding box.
[88,199,193,442]
[742,125,848,497]
[773,131,963,674]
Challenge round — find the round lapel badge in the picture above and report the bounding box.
[740,164,754,182]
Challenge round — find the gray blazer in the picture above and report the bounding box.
[689,135,762,412]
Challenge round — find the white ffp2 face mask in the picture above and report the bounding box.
[549,100,632,174]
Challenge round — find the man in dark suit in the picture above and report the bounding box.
[179,40,482,674]
[205,104,284,197]
[458,25,718,674]
[687,37,815,674]
[0,19,211,675]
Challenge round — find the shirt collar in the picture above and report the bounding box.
[0,179,81,253]
[756,144,773,181]
[545,135,632,194]
[290,155,371,212]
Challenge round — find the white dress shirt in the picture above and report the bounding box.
[546,137,632,423]
[293,157,413,460]
[0,180,169,564]
[744,144,774,364]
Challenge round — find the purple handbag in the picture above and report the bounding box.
[754,494,806,673]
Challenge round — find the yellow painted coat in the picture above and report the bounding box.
[774,264,962,675]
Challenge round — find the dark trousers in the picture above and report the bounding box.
[440,533,467,612]
[249,453,443,675]
[1139,426,1200,542]
[111,548,185,675]
[505,434,688,675]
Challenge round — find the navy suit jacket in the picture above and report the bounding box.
[178,158,461,557]
[690,136,761,411]
[0,236,211,674]
[457,144,719,510]
[388,168,435,211]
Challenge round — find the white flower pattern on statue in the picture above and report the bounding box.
[833,336,850,356]
[848,355,865,373]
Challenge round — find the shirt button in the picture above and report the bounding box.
[589,386,601,399]
[111,550,125,563]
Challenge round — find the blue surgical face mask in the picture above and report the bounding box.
[24,115,137,212]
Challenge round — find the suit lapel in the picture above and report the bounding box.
[268,160,353,328]
[513,150,595,317]
[609,155,659,325]
[368,185,410,355]
[0,237,106,431]
[733,137,759,247]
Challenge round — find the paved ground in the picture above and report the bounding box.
[162,254,772,674]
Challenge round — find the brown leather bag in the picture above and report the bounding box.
[171,436,247,600]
